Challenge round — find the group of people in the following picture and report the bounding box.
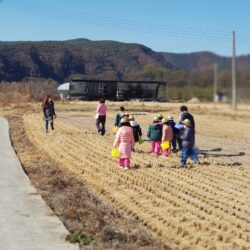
[41,97,199,170]
[95,99,199,170]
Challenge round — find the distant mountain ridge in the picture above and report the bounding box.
[0,38,249,83]
[160,52,230,70]
[0,39,175,82]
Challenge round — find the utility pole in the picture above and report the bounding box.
[30,69,33,85]
[213,63,218,102]
[232,31,237,111]
[30,69,33,100]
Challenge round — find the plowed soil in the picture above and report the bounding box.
[22,102,250,250]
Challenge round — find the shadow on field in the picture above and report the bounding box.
[200,148,245,158]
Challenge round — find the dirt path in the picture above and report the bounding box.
[0,117,78,250]
[23,112,250,250]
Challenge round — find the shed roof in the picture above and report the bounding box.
[58,82,70,91]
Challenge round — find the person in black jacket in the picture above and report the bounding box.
[180,105,195,130]
[129,115,142,144]
[42,95,56,133]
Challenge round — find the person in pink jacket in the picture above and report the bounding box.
[113,117,135,170]
[161,118,173,157]
[96,98,107,136]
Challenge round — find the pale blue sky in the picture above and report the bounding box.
[0,0,249,56]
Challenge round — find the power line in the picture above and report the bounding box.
[7,0,250,47]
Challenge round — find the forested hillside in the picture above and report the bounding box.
[0,38,250,100]
[0,39,175,82]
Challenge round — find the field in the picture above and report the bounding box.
[2,101,250,249]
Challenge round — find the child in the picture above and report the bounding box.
[161,118,173,157]
[123,112,130,119]
[167,116,178,151]
[147,116,163,156]
[113,117,135,170]
[96,98,107,136]
[157,114,163,124]
[114,106,125,126]
[179,119,198,167]
[129,115,142,151]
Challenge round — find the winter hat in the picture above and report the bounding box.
[161,118,168,124]
[153,116,159,122]
[120,117,129,124]
[128,115,135,121]
[182,119,191,126]
[157,114,163,120]
[123,112,130,117]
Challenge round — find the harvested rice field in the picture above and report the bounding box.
[20,101,250,250]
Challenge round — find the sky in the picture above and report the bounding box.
[0,0,249,56]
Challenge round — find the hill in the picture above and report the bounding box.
[160,51,231,71]
[0,38,249,101]
[0,39,175,82]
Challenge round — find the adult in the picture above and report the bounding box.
[115,106,125,126]
[96,98,107,136]
[180,105,195,130]
[42,95,56,133]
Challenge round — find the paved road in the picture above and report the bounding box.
[0,117,78,250]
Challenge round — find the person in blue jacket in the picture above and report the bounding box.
[179,119,198,167]
[115,107,125,126]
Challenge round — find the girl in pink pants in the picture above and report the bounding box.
[147,116,163,156]
[161,118,173,157]
[113,118,135,170]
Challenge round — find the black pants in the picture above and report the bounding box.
[96,115,106,135]
[177,137,182,150]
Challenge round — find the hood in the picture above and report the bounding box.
[130,121,138,127]
[153,123,162,128]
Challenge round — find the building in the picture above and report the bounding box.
[69,79,168,101]
[57,82,70,99]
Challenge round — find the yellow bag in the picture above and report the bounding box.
[112,126,119,134]
[138,137,143,144]
[111,148,119,158]
[161,141,170,150]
